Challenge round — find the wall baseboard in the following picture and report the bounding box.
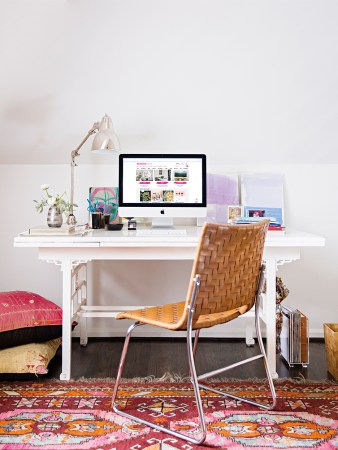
[72,327,325,339]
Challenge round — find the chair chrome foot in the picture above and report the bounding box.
[112,403,207,445]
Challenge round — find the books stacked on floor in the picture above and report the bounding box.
[26,224,90,236]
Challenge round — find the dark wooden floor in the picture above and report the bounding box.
[47,337,333,381]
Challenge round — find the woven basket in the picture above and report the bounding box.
[324,323,338,380]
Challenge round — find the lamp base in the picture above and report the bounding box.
[66,214,77,226]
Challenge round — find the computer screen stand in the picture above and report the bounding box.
[151,217,175,228]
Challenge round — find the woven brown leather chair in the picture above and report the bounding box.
[112,220,277,445]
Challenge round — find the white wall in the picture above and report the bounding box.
[0,1,337,337]
[1,0,338,164]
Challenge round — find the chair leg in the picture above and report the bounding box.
[197,297,277,410]
[188,329,200,378]
[111,321,142,405]
[193,329,200,357]
[112,322,207,445]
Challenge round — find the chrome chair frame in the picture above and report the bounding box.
[112,265,277,445]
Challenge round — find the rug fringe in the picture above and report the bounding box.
[46,373,337,384]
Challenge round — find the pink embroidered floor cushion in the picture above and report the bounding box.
[0,291,63,349]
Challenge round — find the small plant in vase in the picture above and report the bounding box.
[34,184,75,227]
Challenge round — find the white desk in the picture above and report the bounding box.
[14,227,325,380]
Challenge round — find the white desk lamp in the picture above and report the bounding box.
[67,114,120,226]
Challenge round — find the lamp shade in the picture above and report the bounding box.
[91,114,120,154]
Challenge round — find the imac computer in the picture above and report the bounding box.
[118,153,207,228]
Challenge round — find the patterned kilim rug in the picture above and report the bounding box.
[0,379,338,449]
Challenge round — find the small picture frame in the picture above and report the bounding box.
[228,205,243,223]
[246,208,266,218]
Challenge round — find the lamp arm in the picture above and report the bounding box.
[70,122,100,166]
[69,122,100,218]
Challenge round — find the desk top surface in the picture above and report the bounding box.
[14,226,325,248]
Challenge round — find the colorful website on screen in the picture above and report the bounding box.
[122,157,203,204]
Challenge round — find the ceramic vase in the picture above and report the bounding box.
[47,204,63,228]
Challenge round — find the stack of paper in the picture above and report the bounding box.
[27,224,89,236]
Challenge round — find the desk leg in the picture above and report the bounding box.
[60,259,73,381]
[265,258,278,379]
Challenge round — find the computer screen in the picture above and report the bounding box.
[118,154,207,226]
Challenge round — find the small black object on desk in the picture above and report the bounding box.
[91,212,102,229]
[107,223,124,231]
[127,219,137,230]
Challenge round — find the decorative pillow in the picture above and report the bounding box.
[0,291,63,349]
[0,338,61,375]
